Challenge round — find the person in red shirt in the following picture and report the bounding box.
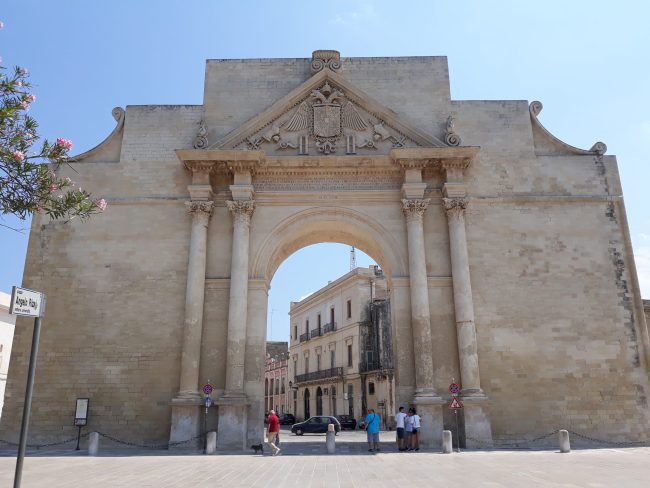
[267,409,281,456]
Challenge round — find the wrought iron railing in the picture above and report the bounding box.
[299,332,310,342]
[323,322,337,334]
[359,360,392,373]
[295,367,343,384]
[311,328,322,338]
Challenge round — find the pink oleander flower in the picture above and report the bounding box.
[26,94,36,103]
[56,138,73,151]
[64,177,73,185]
[16,81,22,87]
[13,150,25,162]
[17,67,28,76]
[48,184,58,193]
[96,199,107,212]
[20,101,29,109]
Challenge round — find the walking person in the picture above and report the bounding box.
[404,407,414,450]
[395,406,407,451]
[365,408,381,452]
[266,409,281,456]
[410,408,421,451]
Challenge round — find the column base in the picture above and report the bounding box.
[169,400,202,450]
[462,395,493,448]
[215,396,251,451]
[412,396,445,449]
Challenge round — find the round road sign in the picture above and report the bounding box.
[202,383,213,395]
[449,383,460,394]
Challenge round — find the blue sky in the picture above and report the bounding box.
[1,1,649,341]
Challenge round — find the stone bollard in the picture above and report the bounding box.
[206,431,217,454]
[88,432,99,456]
[559,429,570,453]
[326,423,336,454]
[442,430,453,454]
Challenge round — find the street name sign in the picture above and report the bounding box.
[9,286,45,317]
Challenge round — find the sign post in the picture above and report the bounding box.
[9,286,46,488]
[449,380,463,453]
[202,381,213,454]
[74,398,90,450]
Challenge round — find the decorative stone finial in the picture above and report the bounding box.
[311,50,341,73]
[444,116,461,146]
[193,121,209,149]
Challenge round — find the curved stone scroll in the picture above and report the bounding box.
[69,107,126,162]
[529,101,607,156]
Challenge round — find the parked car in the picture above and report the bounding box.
[335,415,357,430]
[291,416,341,435]
[279,413,296,425]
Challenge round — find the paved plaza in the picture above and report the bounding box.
[1,430,649,487]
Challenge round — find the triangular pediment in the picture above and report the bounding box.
[212,68,445,156]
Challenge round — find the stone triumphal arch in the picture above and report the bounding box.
[3,50,649,451]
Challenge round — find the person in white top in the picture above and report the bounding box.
[408,408,421,451]
[394,406,408,451]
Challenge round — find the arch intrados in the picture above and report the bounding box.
[252,206,407,284]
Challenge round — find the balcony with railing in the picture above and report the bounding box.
[323,322,337,334]
[359,360,392,374]
[295,367,343,384]
[310,327,322,338]
[299,332,310,343]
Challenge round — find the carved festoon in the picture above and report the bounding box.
[193,121,209,149]
[311,50,342,73]
[401,198,430,221]
[442,197,468,217]
[444,116,461,146]
[226,200,256,224]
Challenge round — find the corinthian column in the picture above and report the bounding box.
[224,199,255,396]
[177,200,213,400]
[442,197,483,395]
[401,198,437,397]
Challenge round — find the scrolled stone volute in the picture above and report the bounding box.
[311,50,342,73]
[442,197,468,217]
[401,198,430,222]
[226,200,255,225]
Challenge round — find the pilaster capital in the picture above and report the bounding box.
[226,200,255,225]
[186,200,214,223]
[442,197,468,218]
[401,198,430,222]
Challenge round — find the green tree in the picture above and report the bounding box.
[1,57,105,225]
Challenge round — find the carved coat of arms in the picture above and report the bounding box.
[284,82,366,154]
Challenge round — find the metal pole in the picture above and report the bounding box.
[13,316,43,488]
[75,425,82,450]
[454,409,460,453]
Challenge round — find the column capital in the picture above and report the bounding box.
[442,197,468,217]
[401,198,430,222]
[186,200,214,221]
[226,200,255,225]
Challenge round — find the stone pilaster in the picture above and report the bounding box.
[176,200,213,400]
[401,198,438,398]
[224,199,255,396]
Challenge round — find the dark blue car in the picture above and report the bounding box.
[291,416,341,435]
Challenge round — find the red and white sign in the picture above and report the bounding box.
[449,396,463,409]
[202,383,213,395]
[449,383,460,394]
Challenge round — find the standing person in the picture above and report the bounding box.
[365,408,381,452]
[404,408,415,450]
[410,408,421,451]
[394,406,407,451]
[266,409,281,456]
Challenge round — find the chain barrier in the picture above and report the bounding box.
[466,429,560,449]
[0,431,205,451]
[567,430,650,447]
[0,432,88,450]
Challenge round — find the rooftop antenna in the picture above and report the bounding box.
[350,246,356,270]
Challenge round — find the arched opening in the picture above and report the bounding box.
[304,388,311,419]
[316,387,323,416]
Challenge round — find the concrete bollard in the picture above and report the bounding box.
[206,431,217,454]
[559,429,570,453]
[326,423,336,454]
[442,430,453,454]
[88,432,99,456]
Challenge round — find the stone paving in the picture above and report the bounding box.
[1,430,649,487]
